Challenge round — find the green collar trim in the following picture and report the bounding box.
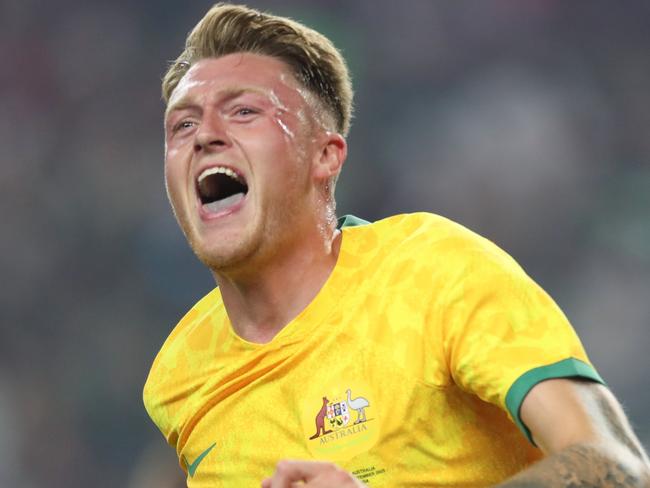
[337,214,370,229]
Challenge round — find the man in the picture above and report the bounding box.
[143,3,650,487]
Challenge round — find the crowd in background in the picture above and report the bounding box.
[1,1,649,486]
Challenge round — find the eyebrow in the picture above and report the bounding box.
[165,86,271,120]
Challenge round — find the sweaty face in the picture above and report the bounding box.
[164,53,319,272]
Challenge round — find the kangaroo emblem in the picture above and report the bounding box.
[309,397,333,439]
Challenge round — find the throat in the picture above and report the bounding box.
[214,229,343,343]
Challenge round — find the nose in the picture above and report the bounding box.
[194,113,230,153]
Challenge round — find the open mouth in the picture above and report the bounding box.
[196,166,248,214]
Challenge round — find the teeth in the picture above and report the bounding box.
[198,166,240,183]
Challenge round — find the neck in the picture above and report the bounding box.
[213,221,342,344]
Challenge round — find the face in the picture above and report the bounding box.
[164,53,328,272]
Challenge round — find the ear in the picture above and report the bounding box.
[312,132,347,183]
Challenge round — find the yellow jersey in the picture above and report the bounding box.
[143,212,602,487]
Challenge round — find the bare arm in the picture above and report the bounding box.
[496,379,650,487]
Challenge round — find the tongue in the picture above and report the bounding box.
[203,192,245,214]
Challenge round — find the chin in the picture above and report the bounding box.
[192,244,240,271]
[182,210,276,275]
[190,235,258,274]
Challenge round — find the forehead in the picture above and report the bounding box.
[167,53,305,110]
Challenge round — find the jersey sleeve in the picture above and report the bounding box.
[437,234,604,443]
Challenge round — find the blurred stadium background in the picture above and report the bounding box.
[1,0,649,486]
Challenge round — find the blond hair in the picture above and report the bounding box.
[162,3,354,136]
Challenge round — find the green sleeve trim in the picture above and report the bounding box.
[337,214,370,228]
[505,357,605,445]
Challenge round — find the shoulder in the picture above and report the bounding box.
[158,287,224,355]
[346,212,519,271]
[142,287,226,440]
[143,287,224,400]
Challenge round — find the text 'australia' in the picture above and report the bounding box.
[320,423,368,444]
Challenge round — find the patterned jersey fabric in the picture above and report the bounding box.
[143,212,603,487]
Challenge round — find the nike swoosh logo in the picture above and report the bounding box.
[183,442,216,478]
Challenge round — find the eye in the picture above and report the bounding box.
[232,106,259,118]
[174,120,195,131]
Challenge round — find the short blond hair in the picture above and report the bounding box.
[162,3,354,136]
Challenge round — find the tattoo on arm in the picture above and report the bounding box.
[496,444,646,488]
[596,395,646,462]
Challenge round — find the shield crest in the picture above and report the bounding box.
[326,400,350,429]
